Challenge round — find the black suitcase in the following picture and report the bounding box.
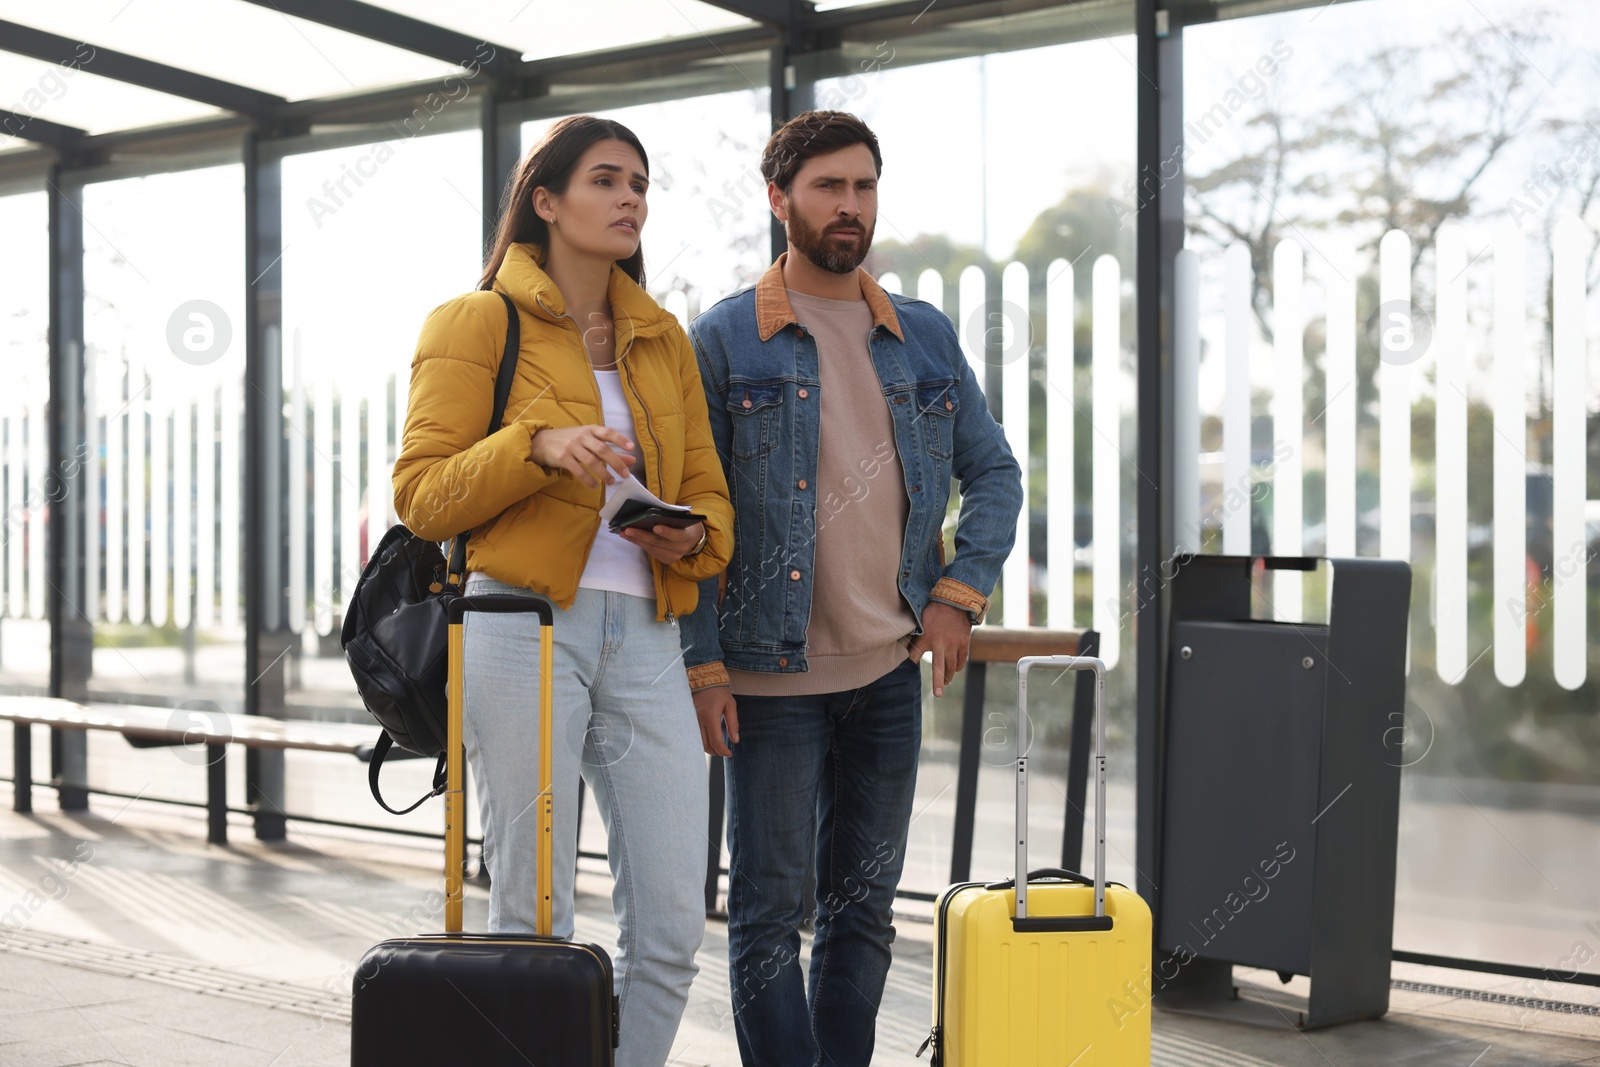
[351,593,619,1065]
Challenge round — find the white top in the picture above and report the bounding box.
[579,369,657,600]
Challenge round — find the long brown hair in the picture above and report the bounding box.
[478,115,649,291]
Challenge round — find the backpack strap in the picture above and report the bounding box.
[446,291,522,586]
[367,730,448,816]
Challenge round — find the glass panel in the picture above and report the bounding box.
[0,190,49,696]
[521,87,774,310]
[81,165,246,716]
[1182,0,1600,983]
[0,51,220,134]
[0,0,459,102]
[817,40,1139,896]
[276,128,482,831]
[373,0,758,62]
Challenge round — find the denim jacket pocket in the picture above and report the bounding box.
[913,380,959,459]
[726,380,786,460]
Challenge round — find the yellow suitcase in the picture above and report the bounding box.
[922,656,1153,1066]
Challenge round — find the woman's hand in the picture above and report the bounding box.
[620,521,704,565]
[529,425,634,488]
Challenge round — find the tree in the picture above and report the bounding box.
[1011,183,1135,300]
[1185,15,1555,337]
[864,233,992,294]
[1324,19,1551,269]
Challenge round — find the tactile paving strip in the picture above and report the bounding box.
[0,927,350,1023]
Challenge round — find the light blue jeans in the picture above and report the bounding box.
[462,575,708,1067]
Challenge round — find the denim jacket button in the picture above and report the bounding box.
[778,657,789,667]
[742,399,752,409]
[797,388,809,399]
[797,479,807,490]
[945,400,953,410]
[789,569,801,580]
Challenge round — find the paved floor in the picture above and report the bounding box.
[0,791,1596,1067]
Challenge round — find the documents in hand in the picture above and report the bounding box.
[598,473,698,531]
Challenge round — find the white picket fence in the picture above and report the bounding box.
[2,217,1593,689]
[1167,217,1592,690]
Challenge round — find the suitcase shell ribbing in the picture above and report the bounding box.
[350,593,617,1066]
[926,655,1153,1067]
[934,881,1153,1065]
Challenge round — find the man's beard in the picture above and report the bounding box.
[787,208,874,275]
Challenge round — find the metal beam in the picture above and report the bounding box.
[0,108,83,147]
[515,23,776,80]
[806,0,1077,32]
[696,0,796,26]
[234,0,520,71]
[0,23,777,178]
[0,20,285,116]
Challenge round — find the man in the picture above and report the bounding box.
[681,110,1022,1067]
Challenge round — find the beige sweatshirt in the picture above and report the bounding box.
[728,289,918,697]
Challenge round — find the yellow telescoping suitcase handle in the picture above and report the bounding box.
[1013,655,1112,933]
[445,594,556,936]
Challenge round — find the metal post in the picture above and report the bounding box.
[948,660,987,884]
[1061,630,1099,870]
[481,82,522,259]
[768,3,815,262]
[244,128,288,841]
[1134,0,1183,914]
[206,744,228,845]
[11,725,30,814]
[705,756,727,916]
[47,160,90,811]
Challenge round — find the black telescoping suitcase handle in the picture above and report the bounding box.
[984,867,1092,890]
[448,593,553,626]
[1014,656,1111,933]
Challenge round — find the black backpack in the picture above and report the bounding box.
[342,292,520,815]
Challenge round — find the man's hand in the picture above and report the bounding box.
[693,686,740,757]
[529,425,634,488]
[907,601,973,698]
[621,521,704,565]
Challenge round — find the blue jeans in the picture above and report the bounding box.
[724,658,922,1067]
[462,576,708,1067]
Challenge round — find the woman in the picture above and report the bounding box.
[392,116,732,1067]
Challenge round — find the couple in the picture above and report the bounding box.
[393,110,1021,1067]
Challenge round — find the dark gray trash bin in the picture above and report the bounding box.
[1154,554,1411,1030]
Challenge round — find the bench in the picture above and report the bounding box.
[701,626,1099,914]
[7,625,1099,887]
[2,696,378,846]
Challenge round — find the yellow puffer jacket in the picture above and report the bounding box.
[392,243,732,622]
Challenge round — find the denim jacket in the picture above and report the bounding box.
[679,256,1023,691]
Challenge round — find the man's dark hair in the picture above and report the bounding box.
[760,110,882,193]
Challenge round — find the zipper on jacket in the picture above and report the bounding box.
[540,294,677,626]
[621,350,676,625]
[537,295,612,595]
